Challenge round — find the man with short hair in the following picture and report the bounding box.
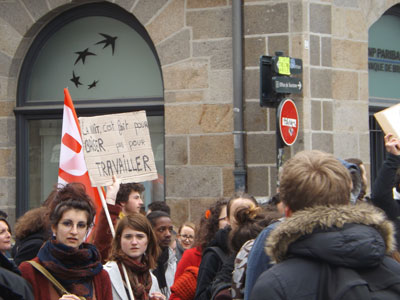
[250,150,400,300]
[114,182,144,215]
[92,176,145,263]
[146,200,171,216]
[147,211,176,299]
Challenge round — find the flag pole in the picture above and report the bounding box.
[97,186,115,236]
[97,186,135,300]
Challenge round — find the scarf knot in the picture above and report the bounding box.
[37,238,103,299]
[116,252,152,300]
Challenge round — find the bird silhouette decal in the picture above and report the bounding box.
[95,33,118,55]
[70,71,82,88]
[74,48,96,65]
[70,33,118,89]
[88,80,99,89]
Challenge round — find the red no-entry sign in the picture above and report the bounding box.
[278,98,299,146]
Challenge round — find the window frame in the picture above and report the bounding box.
[15,2,164,217]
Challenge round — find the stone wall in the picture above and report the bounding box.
[0,0,398,226]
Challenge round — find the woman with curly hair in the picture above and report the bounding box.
[194,193,258,300]
[104,213,165,300]
[19,183,112,300]
[169,199,228,300]
[12,206,51,266]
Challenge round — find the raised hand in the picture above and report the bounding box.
[105,175,121,205]
[384,133,400,156]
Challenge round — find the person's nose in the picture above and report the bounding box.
[138,197,143,205]
[70,225,78,235]
[131,237,138,245]
[165,229,172,238]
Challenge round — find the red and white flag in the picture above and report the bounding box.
[58,88,103,239]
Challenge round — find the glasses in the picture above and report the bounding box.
[60,220,88,231]
[180,234,194,240]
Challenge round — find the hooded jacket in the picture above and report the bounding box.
[250,203,400,300]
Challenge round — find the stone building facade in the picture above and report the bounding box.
[0,0,398,227]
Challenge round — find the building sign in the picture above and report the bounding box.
[368,14,400,100]
[79,111,158,187]
[368,47,400,73]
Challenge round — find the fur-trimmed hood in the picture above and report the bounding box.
[266,203,396,267]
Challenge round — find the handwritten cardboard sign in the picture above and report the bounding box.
[374,103,400,139]
[79,111,158,187]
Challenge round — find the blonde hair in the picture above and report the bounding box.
[178,221,196,235]
[280,150,352,212]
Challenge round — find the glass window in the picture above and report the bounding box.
[16,3,164,216]
[28,116,164,210]
[369,14,400,102]
[27,16,162,102]
[368,5,400,184]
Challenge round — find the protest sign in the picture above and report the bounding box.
[374,103,400,139]
[79,111,158,187]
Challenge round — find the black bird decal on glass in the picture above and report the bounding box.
[74,48,96,65]
[88,80,99,89]
[95,33,117,55]
[70,71,82,88]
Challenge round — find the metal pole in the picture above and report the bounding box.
[276,97,285,188]
[232,0,246,191]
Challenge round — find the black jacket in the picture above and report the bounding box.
[12,230,49,266]
[0,251,19,275]
[0,252,33,299]
[0,266,34,300]
[371,152,400,248]
[194,226,231,300]
[250,203,400,300]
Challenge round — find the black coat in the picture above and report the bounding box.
[371,153,400,248]
[0,266,34,300]
[0,251,19,275]
[250,203,400,300]
[12,230,49,266]
[194,226,230,300]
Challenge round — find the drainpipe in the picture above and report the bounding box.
[232,0,246,192]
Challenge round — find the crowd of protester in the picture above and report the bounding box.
[1,133,400,299]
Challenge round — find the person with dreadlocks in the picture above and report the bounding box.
[104,213,165,300]
[147,211,176,299]
[19,183,112,300]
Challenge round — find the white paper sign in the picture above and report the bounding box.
[79,111,158,187]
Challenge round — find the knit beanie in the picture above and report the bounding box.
[170,266,199,300]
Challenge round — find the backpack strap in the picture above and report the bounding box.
[205,247,229,265]
[27,260,85,300]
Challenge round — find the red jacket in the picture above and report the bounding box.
[169,247,202,300]
[19,257,112,300]
[174,247,202,280]
[91,203,122,264]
